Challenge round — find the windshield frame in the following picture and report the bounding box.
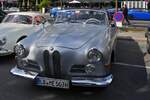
[55,9,108,25]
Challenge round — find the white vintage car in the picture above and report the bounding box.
[0,12,47,56]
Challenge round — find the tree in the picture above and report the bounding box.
[38,0,51,9]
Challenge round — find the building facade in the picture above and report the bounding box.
[18,0,113,11]
[121,0,148,9]
[1,0,149,11]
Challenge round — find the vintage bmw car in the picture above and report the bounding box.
[0,12,47,56]
[11,9,117,89]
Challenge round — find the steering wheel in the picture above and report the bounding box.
[84,18,101,24]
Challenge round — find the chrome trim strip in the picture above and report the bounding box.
[71,74,113,87]
[10,66,38,79]
[11,66,113,87]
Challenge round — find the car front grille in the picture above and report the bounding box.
[43,50,51,76]
[43,50,61,78]
[52,50,61,78]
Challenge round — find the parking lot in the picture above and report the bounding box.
[0,29,150,100]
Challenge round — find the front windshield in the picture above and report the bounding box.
[55,10,107,25]
[3,14,32,24]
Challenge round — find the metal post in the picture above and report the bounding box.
[27,0,30,10]
[60,0,62,9]
[22,0,25,10]
[115,0,118,12]
[36,0,38,11]
[36,0,38,6]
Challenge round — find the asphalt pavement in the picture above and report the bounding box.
[0,30,150,100]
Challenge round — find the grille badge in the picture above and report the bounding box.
[50,46,54,51]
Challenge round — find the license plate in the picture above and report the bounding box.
[35,77,70,89]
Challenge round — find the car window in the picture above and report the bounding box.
[3,14,33,24]
[3,15,14,22]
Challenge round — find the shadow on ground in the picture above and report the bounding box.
[0,39,150,100]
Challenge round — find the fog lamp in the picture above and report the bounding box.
[85,64,95,74]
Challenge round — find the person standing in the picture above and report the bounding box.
[148,0,150,12]
[122,4,130,25]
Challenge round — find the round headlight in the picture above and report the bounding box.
[87,48,102,63]
[0,37,7,46]
[14,44,26,58]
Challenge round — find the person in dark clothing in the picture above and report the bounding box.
[148,0,150,12]
[123,4,130,25]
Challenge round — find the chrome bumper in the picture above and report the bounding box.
[10,67,38,79]
[71,74,113,87]
[11,67,113,87]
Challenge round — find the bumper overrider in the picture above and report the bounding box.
[11,66,113,87]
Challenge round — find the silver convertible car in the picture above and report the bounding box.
[11,9,117,89]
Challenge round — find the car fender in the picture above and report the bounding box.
[16,35,27,43]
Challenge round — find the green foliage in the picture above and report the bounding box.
[38,0,51,9]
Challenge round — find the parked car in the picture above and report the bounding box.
[145,26,150,53]
[107,8,150,21]
[0,12,47,56]
[4,7,20,14]
[11,9,117,89]
[128,9,150,20]
[50,7,61,17]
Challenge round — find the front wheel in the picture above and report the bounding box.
[106,51,115,69]
[111,51,115,63]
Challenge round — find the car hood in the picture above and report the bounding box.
[36,23,106,49]
[0,23,33,36]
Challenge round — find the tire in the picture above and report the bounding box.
[111,51,115,63]
[106,51,115,70]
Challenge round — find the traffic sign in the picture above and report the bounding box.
[113,12,124,22]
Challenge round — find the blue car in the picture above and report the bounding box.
[128,9,150,20]
[50,7,61,17]
[107,8,150,21]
